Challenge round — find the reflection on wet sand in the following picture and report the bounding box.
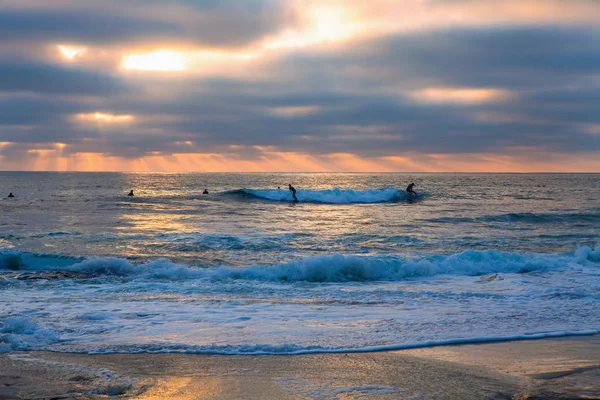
[137,376,223,400]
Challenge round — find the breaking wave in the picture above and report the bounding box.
[1,246,598,283]
[235,187,414,204]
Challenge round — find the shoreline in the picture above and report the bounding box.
[1,335,598,399]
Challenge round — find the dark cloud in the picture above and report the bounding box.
[269,27,600,91]
[0,96,72,125]
[0,62,129,95]
[0,9,180,45]
[0,1,289,47]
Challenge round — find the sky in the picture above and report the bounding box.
[0,0,599,172]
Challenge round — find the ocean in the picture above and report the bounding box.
[0,172,598,354]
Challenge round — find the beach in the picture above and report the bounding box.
[1,335,598,399]
[2,0,600,395]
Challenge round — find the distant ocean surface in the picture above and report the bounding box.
[0,172,599,354]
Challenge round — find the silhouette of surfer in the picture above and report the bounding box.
[406,183,417,195]
[203,189,209,194]
[127,190,134,196]
[288,184,298,202]
[7,192,14,198]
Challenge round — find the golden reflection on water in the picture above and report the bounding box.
[117,210,191,234]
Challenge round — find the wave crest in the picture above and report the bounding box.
[2,246,598,283]
[238,187,412,204]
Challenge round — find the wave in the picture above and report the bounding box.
[1,246,598,283]
[483,212,600,224]
[235,187,414,204]
[423,212,600,225]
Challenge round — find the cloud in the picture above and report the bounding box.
[0,62,129,95]
[0,1,290,48]
[0,1,598,171]
[408,88,512,105]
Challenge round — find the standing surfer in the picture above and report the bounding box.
[288,184,298,202]
[406,182,417,195]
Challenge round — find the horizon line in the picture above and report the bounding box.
[0,170,599,174]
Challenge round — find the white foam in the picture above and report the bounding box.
[84,329,600,355]
[0,317,60,352]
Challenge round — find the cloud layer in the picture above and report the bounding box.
[0,0,598,171]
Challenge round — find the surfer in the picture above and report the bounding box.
[7,192,14,198]
[288,184,298,202]
[406,183,417,195]
[127,190,134,196]
[203,189,209,194]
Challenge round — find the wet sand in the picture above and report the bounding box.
[0,335,598,399]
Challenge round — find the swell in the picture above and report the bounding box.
[422,212,600,225]
[1,246,598,283]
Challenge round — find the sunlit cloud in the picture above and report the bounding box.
[409,88,512,105]
[120,48,260,73]
[76,0,600,76]
[265,5,362,49]
[268,106,321,117]
[58,45,86,60]
[122,50,187,71]
[262,0,600,52]
[583,124,600,135]
[75,112,134,123]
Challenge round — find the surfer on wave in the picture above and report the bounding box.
[406,182,417,195]
[288,184,298,202]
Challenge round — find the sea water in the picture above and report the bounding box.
[0,172,598,354]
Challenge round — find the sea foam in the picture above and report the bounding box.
[0,317,60,352]
[83,329,600,355]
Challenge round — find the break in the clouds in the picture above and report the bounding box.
[0,0,599,171]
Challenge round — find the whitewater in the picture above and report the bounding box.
[0,172,599,355]
[239,187,410,203]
